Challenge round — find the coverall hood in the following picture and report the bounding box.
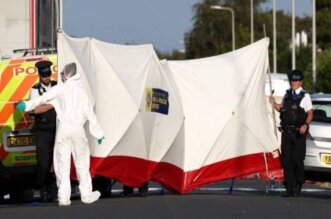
[61,62,81,83]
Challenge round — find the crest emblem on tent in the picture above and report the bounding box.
[145,87,169,115]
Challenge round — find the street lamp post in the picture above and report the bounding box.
[60,0,63,29]
[292,0,296,70]
[251,0,254,43]
[312,0,316,92]
[210,5,235,51]
[55,0,63,30]
[273,0,277,73]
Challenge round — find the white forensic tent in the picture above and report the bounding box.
[57,32,281,194]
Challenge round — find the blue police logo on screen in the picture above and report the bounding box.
[145,88,169,115]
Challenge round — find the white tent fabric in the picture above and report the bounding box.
[162,38,276,169]
[57,32,281,194]
[156,39,281,191]
[58,32,184,185]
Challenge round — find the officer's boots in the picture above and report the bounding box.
[40,186,48,202]
[40,184,58,202]
[281,187,294,197]
[138,183,149,197]
[47,182,58,202]
[120,186,134,197]
[294,184,302,197]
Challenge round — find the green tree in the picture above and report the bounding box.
[156,49,186,60]
[317,0,331,50]
[183,0,331,94]
[311,1,331,92]
[184,0,224,58]
[184,0,267,59]
[315,49,331,92]
[255,8,311,75]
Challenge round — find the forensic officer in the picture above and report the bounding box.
[18,62,104,206]
[269,69,313,197]
[30,60,57,202]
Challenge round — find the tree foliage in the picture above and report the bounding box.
[162,0,330,93]
[184,0,225,58]
[182,0,331,93]
[184,0,267,58]
[315,49,331,92]
[316,0,331,50]
[156,49,186,61]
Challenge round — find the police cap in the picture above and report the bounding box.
[289,69,304,81]
[35,60,53,77]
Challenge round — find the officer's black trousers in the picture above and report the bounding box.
[34,129,56,189]
[280,132,306,190]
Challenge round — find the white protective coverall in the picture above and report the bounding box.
[23,63,104,205]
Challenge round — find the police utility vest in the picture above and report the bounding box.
[32,81,57,130]
[280,89,307,129]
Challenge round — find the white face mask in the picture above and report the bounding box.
[61,63,77,82]
[61,72,68,83]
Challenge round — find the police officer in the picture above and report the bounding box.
[30,60,57,202]
[269,69,313,197]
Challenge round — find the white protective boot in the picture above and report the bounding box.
[58,200,71,207]
[81,191,101,204]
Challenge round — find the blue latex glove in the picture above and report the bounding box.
[97,137,105,145]
[16,102,26,111]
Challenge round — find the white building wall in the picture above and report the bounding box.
[0,0,31,58]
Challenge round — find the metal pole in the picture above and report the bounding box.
[292,0,296,70]
[55,0,63,30]
[264,24,278,139]
[60,0,63,30]
[273,0,277,73]
[251,0,254,43]
[231,8,235,50]
[312,0,316,92]
[52,1,55,48]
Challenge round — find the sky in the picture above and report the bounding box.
[63,0,312,53]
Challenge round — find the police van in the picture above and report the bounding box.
[0,48,57,200]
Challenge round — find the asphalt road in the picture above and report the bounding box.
[0,179,330,219]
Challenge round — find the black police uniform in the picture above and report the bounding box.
[279,88,307,197]
[32,60,57,201]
